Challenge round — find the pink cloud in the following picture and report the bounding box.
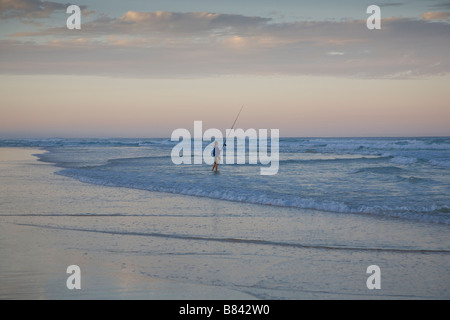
[1,11,450,79]
[421,11,450,21]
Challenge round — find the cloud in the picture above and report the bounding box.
[327,51,345,56]
[88,11,271,35]
[1,0,66,19]
[421,11,450,20]
[1,11,450,79]
[10,10,271,39]
[0,0,89,19]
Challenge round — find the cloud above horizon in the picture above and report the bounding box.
[421,11,450,20]
[0,0,65,19]
[1,4,450,79]
[0,0,91,19]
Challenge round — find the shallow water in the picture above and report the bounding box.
[4,137,446,224]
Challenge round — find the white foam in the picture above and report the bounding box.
[56,168,450,225]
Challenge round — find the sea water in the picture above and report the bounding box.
[1,137,449,225]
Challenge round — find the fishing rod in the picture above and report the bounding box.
[221,105,244,150]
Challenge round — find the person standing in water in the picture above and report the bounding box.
[212,141,221,172]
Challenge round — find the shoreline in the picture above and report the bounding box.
[1,147,449,300]
[15,147,450,231]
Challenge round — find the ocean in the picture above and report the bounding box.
[2,136,449,225]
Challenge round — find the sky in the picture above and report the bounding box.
[1,0,450,138]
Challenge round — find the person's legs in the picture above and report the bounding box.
[212,159,219,172]
[213,156,220,172]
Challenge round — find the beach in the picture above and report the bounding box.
[0,147,449,300]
